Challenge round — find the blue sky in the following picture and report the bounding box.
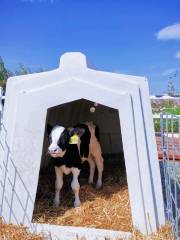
[0,0,180,94]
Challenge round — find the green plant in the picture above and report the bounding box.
[153,118,179,133]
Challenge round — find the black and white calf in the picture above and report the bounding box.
[47,122,104,208]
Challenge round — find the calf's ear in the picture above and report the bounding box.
[67,127,74,136]
[73,127,85,137]
[46,124,53,136]
[67,127,85,137]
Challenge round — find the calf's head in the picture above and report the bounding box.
[47,124,85,158]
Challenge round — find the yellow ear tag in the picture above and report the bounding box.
[69,134,79,144]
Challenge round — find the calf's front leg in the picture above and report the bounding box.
[71,168,81,207]
[54,166,63,207]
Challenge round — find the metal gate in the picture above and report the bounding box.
[160,113,180,239]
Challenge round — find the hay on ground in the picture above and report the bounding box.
[33,161,132,232]
[31,159,174,239]
[0,219,43,240]
[131,225,174,240]
[0,219,174,240]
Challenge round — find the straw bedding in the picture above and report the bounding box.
[32,158,174,240]
[0,218,43,240]
[0,218,174,240]
[32,158,132,232]
[1,157,173,239]
[130,225,174,240]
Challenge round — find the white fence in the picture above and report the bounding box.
[160,114,180,239]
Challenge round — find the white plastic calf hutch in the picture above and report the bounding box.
[0,52,165,239]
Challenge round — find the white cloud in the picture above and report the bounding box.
[176,51,180,59]
[157,23,180,40]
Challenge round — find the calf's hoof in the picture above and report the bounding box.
[74,200,81,208]
[53,201,60,208]
[88,179,93,185]
[96,181,102,190]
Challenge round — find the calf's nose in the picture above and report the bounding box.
[48,148,58,154]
